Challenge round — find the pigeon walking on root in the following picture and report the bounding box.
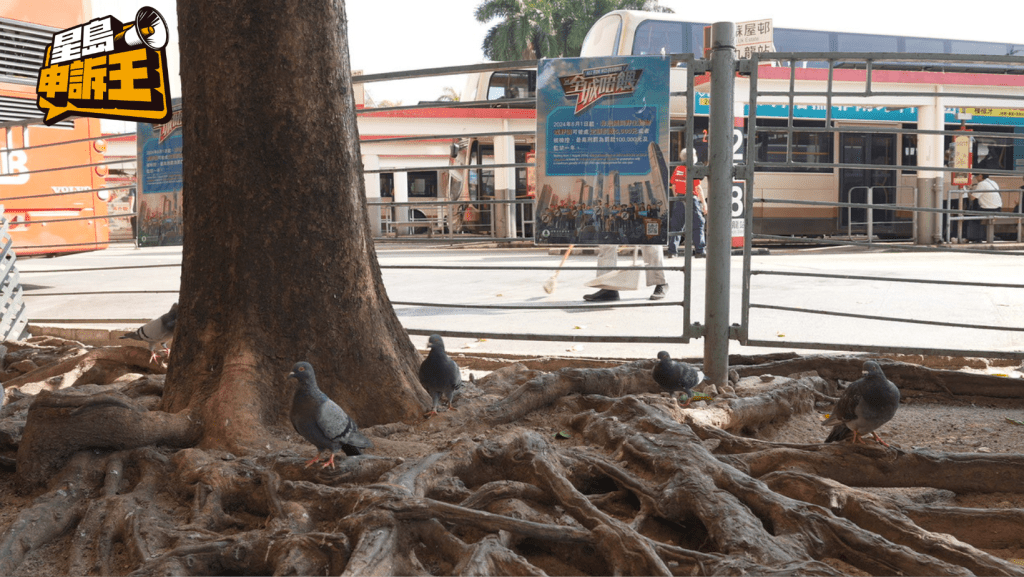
[288,362,372,468]
[823,360,900,446]
[418,334,463,418]
[121,302,178,363]
[652,351,705,407]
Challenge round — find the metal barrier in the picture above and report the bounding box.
[369,198,535,241]
[737,49,1024,361]
[942,187,1024,243]
[354,58,701,348]
[843,185,919,242]
[0,208,28,341]
[14,38,1024,370]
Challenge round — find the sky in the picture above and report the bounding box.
[86,0,1022,130]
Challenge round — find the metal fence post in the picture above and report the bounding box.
[0,209,30,342]
[704,22,736,387]
[867,187,874,244]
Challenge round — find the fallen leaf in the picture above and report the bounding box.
[555,430,571,439]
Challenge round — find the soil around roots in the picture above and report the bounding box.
[2,337,1024,576]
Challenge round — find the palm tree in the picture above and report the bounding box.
[475,0,672,61]
[438,86,461,102]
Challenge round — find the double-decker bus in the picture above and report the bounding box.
[1,1,110,255]
[580,10,1024,239]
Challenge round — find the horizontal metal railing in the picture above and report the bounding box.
[13,52,1024,359]
[740,52,1024,358]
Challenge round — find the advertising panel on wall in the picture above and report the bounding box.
[136,98,183,246]
[534,56,670,245]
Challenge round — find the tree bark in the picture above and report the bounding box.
[165,0,427,452]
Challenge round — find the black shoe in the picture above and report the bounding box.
[584,289,620,302]
[666,252,676,258]
[650,284,668,300]
[694,252,706,259]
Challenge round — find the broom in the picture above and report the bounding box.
[543,244,575,294]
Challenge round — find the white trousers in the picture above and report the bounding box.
[595,245,666,288]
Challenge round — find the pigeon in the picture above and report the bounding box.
[418,334,463,418]
[652,351,705,407]
[121,303,178,363]
[823,360,900,446]
[287,361,373,468]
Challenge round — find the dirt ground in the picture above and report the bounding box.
[2,346,1024,575]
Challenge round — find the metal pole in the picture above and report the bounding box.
[704,21,735,387]
[867,187,874,244]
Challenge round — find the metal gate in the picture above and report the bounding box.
[729,45,1024,369]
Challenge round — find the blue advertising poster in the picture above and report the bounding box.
[535,56,671,245]
[136,98,183,246]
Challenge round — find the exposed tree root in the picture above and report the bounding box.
[3,346,1024,575]
[16,389,200,486]
[733,354,1024,399]
[3,346,166,395]
[763,470,1024,576]
[480,360,658,425]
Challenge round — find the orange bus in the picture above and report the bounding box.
[1,0,111,256]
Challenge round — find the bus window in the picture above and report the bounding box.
[901,127,917,175]
[836,33,898,53]
[754,119,833,173]
[408,171,437,197]
[581,13,623,56]
[487,71,535,100]
[380,173,394,197]
[775,29,830,52]
[632,20,684,56]
[905,37,946,53]
[951,40,1007,56]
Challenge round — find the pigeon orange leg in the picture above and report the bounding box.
[303,453,323,468]
[850,430,866,444]
[321,453,337,469]
[870,432,891,447]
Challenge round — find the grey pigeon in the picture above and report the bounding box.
[652,351,705,407]
[121,302,178,363]
[823,360,900,446]
[288,361,372,468]
[418,334,462,418]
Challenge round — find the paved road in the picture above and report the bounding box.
[16,242,1024,361]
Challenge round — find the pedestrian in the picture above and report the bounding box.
[966,174,1002,242]
[583,244,669,302]
[667,161,707,258]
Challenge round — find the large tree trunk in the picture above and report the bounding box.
[163,0,426,450]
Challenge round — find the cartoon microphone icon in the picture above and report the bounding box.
[114,6,169,51]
